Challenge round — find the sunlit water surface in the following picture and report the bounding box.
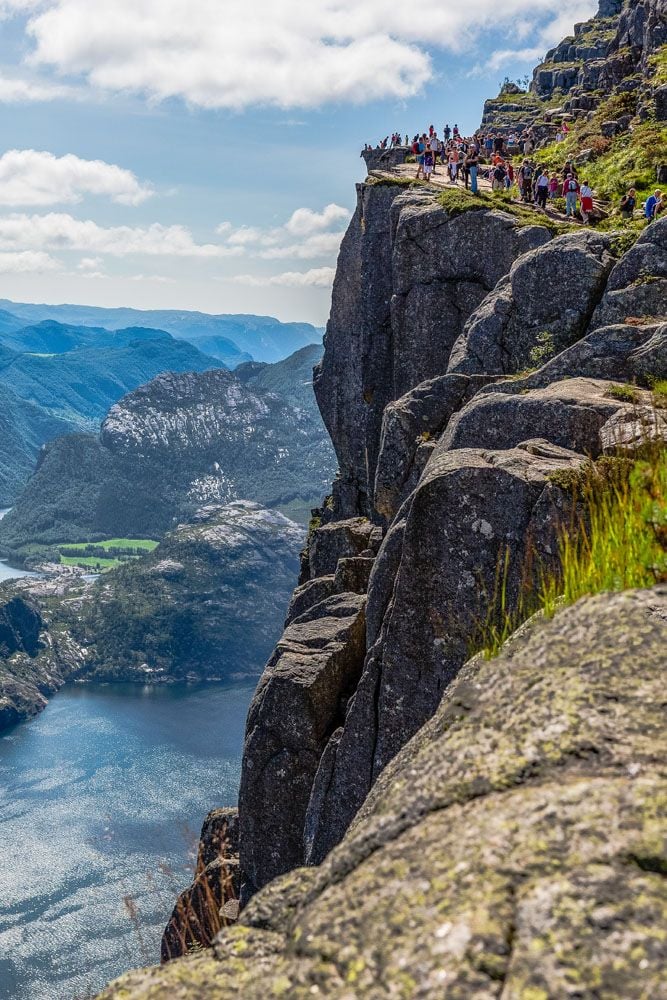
[0,681,254,1000]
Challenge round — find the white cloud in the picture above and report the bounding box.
[20,0,597,110]
[0,73,75,102]
[488,1,594,71]
[0,249,59,272]
[233,267,336,288]
[217,203,350,261]
[0,149,154,206]
[284,204,351,236]
[0,212,242,257]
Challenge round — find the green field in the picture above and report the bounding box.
[60,555,121,570]
[62,538,159,553]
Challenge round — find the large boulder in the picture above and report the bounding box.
[448,231,615,376]
[590,217,667,330]
[374,373,492,522]
[441,377,645,456]
[238,592,367,900]
[301,441,584,866]
[98,589,667,999]
[476,322,667,393]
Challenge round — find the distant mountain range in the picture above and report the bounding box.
[0,344,335,552]
[0,302,324,506]
[0,299,322,364]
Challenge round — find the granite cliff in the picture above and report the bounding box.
[101,1,667,994]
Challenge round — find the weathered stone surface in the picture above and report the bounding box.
[374,373,492,522]
[308,517,374,579]
[315,183,550,518]
[600,405,667,453]
[441,377,642,457]
[448,231,615,376]
[162,809,241,962]
[238,592,367,900]
[99,589,667,1000]
[479,322,667,393]
[302,443,584,863]
[333,556,375,595]
[284,576,336,626]
[590,217,667,330]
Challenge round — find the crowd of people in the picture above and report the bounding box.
[363,123,663,225]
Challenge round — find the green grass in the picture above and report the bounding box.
[60,555,121,570]
[605,383,640,403]
[437,187,568,231]
[541,447,667,615]
[475,441,667,658]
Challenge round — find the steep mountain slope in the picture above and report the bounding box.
[96,2,667,995]
[0,336,221,423]
[0,300,321,364]
[0,502,303,730]
[0,383,77,506]
[0,345,335,549]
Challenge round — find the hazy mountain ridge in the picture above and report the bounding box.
[0,299,321,364]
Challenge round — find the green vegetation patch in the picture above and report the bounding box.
[474,442,667,658]
[437,188,567,231]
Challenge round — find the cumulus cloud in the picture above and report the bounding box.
[20,0,597,109]
[488,0,594,70]
[0,149,154,206]
[0,249,59,272]
[217,203,350,261]
[0,212,242,257]
[233,267,336,288]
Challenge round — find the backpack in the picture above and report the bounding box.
[494,166,506,181]
[568,179,578,192]
[522,166,533,180]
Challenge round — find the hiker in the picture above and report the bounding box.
[549,173,560,199]
[430,133,440,173]
[444,123,451,142]
[492,161,507,191]
[535,170,549,209]
[563,174,580,217]
[579,180,594,224]
[423,146,435,182]
[644,189,663,223]
[519,160,534,202]
[484,134,494,160]
[415,137,426,180]
[465,148,480,195]
[448,146,459,184]
[619,188,636,219]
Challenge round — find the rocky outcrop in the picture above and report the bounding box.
[0,502,304,733]
[239,591,367,899]
[447,232,615,376]
[590,217,667,331]
[0,589,86,731]
[162,808,240,962]
[99,588,667,999]
[314,184,550,519]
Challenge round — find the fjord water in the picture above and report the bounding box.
[0,509,37,583]
[0,680,255,1000]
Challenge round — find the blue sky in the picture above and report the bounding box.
[0,0,596,325]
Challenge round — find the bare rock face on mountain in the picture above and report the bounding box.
[448,231,616,376]
[590,217,667,331]
[314,184,550,519]
[99,589,667,1000]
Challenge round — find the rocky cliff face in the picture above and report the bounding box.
[239,198,666,900]
[100,4,667,995]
